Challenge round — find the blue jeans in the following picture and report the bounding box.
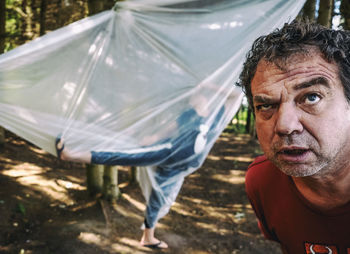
[143,166,185,228]
[91,150,186,228]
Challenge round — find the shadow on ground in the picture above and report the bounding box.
[0,131,282,254]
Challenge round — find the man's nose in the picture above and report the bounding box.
[275,103,303,136]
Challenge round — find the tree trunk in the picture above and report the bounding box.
[329,0,335,26]
[39,0,47,35]
[317,0,333,27]
[129,166,137,184]
[0,127,4,147]
[235,106,241,130]
[0,2,5,147]
[86,0,120,199]
[340,0,350,30]
[88,0,105,15]
[102,165,119,201]
[245,107,252,134]
[21,0,34,41]
[86,164,104,196]
[0,0,5,53]
[302,0,316,21]
[86,0,105,197]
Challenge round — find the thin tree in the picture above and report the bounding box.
[245,107,252,134]
[21,0,34,41]
[0,0,5,53]
[317,0,334,27]
[302,0,317,21]
[88,0,105,15]
[0,0,6,146]
[86,0,120,200]
[39,0,47,35]
[340,0,350,30]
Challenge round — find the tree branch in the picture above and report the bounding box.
[6,5,28,18]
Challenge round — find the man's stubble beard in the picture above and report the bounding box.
[265,133,330,177]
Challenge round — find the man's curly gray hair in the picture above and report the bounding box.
[237,20,350,108]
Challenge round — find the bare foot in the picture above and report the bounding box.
[140,227,168,249]
[55,136,92,163]
[140,239,168,249]
[55,136,74,161]
[55,136,66,160]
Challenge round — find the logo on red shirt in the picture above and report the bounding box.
[304,243,338,254]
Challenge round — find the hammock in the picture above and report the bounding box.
[0,0,305,227]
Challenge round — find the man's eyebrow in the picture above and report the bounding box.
[293,77,330,90]
[253,95,274,104]
[253,77,330,104]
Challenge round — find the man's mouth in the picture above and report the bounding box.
[275,147,312,163]
[279,148,308,155]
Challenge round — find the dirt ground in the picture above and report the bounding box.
[0,131,282,254]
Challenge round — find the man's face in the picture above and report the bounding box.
[251,52,350,177]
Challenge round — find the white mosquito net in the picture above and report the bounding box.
[0,0,305,227]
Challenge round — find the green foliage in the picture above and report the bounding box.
[16,202,26,215]
[5,18,19,51]
[224,122,245,134]
[224,104,254,134]
[5,0,23,51]
[6,18,18,35]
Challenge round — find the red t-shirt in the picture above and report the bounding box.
[245,156,350,254]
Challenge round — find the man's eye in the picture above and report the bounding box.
[256,104,273,111]
[304,93,321,105]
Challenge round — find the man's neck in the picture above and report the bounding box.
[292,167,350,211]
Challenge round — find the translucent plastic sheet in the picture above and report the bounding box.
[0,0,305,227]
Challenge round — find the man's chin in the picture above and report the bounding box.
[272,160,322,177]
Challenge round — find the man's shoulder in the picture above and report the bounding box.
[248,155,271,168]
[247,155,279,176]
[246,155,286,191]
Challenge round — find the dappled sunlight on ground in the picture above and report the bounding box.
[0,132,281,254]
[70,200,98,212]
[78,232,103,245]
[195,221,232,235]
[207,155,253,163]
[1,162,86,205]
[113,237,154,253]
[211,170,246,185]
[121,193,146,212]
[77,232,153,254]
[110,197,144,222]
[2,163,46,177]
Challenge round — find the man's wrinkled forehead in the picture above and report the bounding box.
[251,49,341,97]
[254,48,336,81]
[259,45,328,71]
[262,47,317,73]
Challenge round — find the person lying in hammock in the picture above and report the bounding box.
[56,94,225,249]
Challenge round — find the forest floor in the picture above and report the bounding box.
[0,131,282,254]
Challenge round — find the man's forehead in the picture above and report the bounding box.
[252,51,338,88]
[257,50,323,72]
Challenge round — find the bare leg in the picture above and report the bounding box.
[56,139,92,163]
[140,227,168,249]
